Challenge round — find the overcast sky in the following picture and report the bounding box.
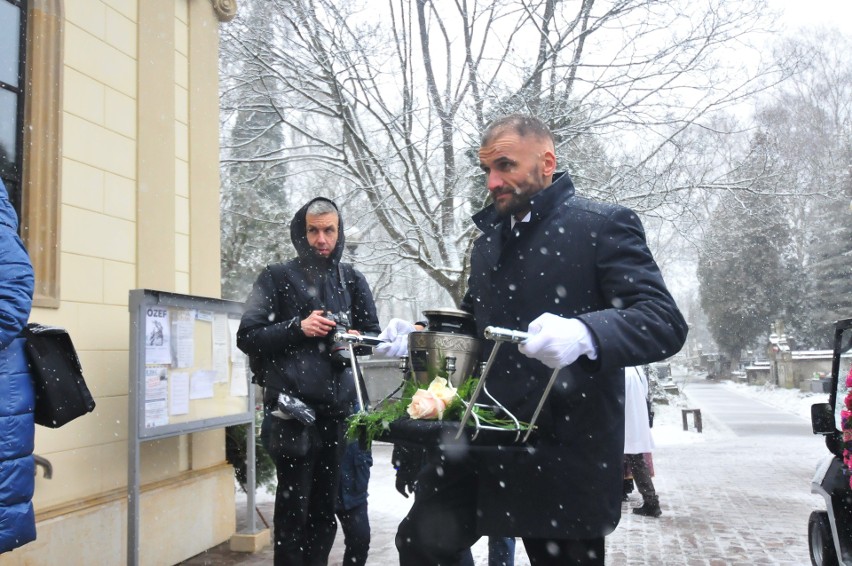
[775,0,852,29]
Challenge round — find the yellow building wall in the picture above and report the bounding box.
[0,1,235,564]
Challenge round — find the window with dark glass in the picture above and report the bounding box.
[0,0,25,222]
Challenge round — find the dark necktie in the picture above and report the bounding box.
[500,220,527,245]
[512,222,527,238]
[500,220,512,244]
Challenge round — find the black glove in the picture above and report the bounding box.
[392,444,426,498]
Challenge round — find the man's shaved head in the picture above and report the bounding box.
[481,114,555,150]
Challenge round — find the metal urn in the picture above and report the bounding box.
[408,308,482,387]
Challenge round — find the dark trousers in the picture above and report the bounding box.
[337,502,370,566]
[488,537,516,566]
[397,459,605,566]
[624,453,657,501]
[336,440,372,566]
[261,413,345,566]
[460,536,516,566]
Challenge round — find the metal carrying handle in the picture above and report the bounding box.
[347,342,368,413]
[333,332,383,413]
[455,342,502,438]
[456,326,533,438]
[332,331,385,348]
[523,367,560,442]
[484,326,531,344]
[464,325,560,443]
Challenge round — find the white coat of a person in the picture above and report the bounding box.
[623,366,662,518]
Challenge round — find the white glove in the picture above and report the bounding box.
[518,313,597,369]
[375,318,416,358]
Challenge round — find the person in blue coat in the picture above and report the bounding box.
[0,178,36,553]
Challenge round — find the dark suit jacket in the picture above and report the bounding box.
[461,172,687,538]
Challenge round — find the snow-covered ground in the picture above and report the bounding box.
[718,379,829,421]
[649,377,829,447]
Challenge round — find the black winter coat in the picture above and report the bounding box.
[461,173,687,539]
[237,198,381,417]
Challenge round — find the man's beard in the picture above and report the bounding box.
[492,180,544,218]
[492,167,546,218]
[493,188,531,218]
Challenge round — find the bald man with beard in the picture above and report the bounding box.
[394,115,687,566]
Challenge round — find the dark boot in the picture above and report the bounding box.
[622,479,634,501]
[632,496,661,518]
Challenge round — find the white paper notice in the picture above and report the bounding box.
[230,353,248,397]
[228,318,241,362]
[173,310,195,368]
[190,370,216,399]
[145,365,169,428]
[169,372,190,415]
[196,310,214,322]
[145,307,172,365]
[212,314,230,383]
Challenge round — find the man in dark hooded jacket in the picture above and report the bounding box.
[237,197,380,566]
[394,115,687,565]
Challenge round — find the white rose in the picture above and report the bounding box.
[427,377,457,405]
[407,389,446,420]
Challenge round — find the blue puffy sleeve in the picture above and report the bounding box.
[0,180,34,351]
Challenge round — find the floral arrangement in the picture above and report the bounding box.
[841,367,852,488]
[407,377,458,419]
[346,376,526,448]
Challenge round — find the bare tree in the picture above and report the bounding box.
[221,0,785,305]
[686,28,852,349]
[757,29,852,344]
[219,4,296,300]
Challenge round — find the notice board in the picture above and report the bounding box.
[127,289,260,565]
[128,289,252,440]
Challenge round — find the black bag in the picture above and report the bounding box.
[266,417,317,458]
[22,323,96,428]
[647,398,655,429]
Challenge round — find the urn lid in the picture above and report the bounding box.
[422,308,474,320]
[421,308,476,335]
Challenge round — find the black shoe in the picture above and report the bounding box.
[632,500,662,518]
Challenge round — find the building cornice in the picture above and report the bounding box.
[211,0,238,22]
